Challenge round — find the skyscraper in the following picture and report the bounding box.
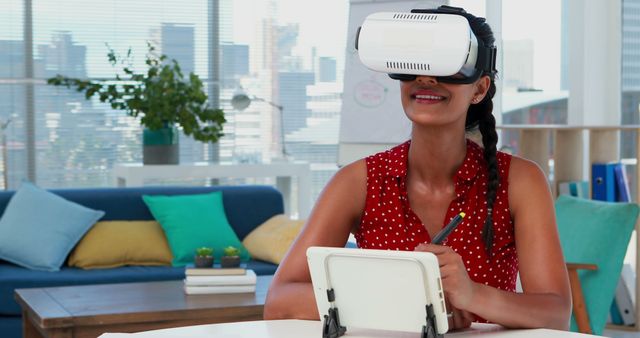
[278,71,315,135]
[623,0,640,92]
[0,41,25,78]
[622,0,640,159]
[276,23,301,70]
[221,43,249,88]
[160,23,195,75]
[318,57,337,83]
[37,31,86,78]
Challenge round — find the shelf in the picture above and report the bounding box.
[496,125,640,331]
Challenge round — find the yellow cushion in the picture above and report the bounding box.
[242,215,305,264]
[68,220,173,269]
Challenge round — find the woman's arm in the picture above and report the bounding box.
[417,157,572,330]
[263,160,367,320]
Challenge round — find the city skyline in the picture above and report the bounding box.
[0,0,635,199]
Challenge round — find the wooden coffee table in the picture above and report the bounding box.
[14,275,272,338]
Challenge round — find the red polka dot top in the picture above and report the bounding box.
[354,139,518,293]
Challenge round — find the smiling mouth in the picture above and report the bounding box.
[413,94,445,102]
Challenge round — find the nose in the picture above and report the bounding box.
[415,75,439,85]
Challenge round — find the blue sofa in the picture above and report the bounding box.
[0,185,284,338]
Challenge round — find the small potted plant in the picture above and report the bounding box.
[194,247,214,268]
[221,246,241,268]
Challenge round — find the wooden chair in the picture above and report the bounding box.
[566,263,598,334]
[555,195,639,335]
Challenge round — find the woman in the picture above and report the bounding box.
[264,6,571,330]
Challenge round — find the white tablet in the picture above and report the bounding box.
[306,246,448,337]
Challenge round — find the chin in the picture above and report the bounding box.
[406,113,459,127]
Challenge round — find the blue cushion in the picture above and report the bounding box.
[143,192,251,266]
[0,182,105,271]
[0,185,284,239]
[556,195,639,334]
[0,259,277,315]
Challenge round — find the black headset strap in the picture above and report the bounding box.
[410,6,497,77]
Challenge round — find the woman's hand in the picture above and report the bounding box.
[415,243,477,312]
[446,301,474,330]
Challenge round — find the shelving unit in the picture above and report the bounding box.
[496,124,640,331]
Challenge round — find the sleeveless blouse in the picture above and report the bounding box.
[354,139,518,293]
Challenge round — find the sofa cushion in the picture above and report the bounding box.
[242,214,305,264]
[0,182,104,271]
[143,192,250,266]
[68,220,173,269]
[0,260,277,315]
[556,195,639,334]
[0,186,283,239]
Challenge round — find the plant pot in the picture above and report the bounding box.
[143,126,179,165]
[221,255,241,268]
[194,255,214,268]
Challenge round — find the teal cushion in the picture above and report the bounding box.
[556,195,639,334]
[0,182,105,271]
[142,192,250,266]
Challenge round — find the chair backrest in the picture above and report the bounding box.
[555,195,639,334]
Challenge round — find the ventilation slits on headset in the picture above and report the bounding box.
[386,61,431,71]
[392,13,438,21]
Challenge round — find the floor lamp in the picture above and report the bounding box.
[231,91,288,159]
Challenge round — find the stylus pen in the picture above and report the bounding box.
[431,212,466,244]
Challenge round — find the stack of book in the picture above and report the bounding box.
[183,267,257,295]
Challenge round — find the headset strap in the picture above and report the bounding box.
[411,6,497,76]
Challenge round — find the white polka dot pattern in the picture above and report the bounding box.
[355,139,519,295]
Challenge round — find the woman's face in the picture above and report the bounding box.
[400,75,490,127]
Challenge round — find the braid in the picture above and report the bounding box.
[466,82,498,257]
[458,10,499,258]
[478,91,499,257]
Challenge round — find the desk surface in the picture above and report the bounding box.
[98,319,602,338]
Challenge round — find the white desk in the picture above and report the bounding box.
[98,319,602,337]
[113,162,312,218]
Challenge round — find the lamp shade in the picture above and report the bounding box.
[231,93,251,111]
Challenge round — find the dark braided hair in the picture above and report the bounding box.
[461,11,500,257]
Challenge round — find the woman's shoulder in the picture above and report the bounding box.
[508,155,546,178]
[506,155,550,193]
[363,141,410,176]
[327,159,368,193]
[336,158,367,180]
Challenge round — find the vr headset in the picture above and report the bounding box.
[355,6,497,84]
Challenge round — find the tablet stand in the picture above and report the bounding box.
[322,289,346,338]
[422,304,443,338]
[321,289,443,338]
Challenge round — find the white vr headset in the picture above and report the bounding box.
[355,6,497,84]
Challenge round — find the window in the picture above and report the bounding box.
[499,0,566,158]
[0,0,349,203]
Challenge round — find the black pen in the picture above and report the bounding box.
[431,212,466,244]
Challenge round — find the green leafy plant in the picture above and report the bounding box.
[47,42,226,143]
[195,247,214,257]
[223,246,240,257]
